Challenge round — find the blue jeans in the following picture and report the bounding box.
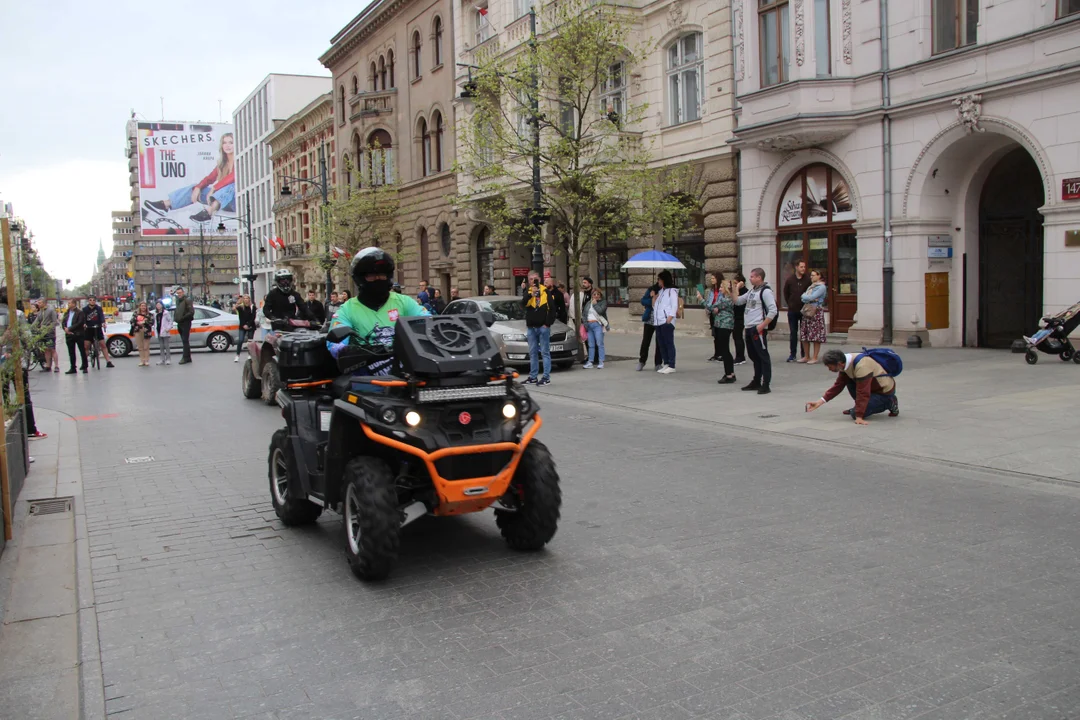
[527,326,551,380]
[586,322,605,364]
[845,380,894,418]
[168,182,237,212]
[655,322,676,368]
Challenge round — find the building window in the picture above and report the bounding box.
[388,50,396,87]
[513,0,535,19]
[367,129,393,186]
[599,62,625,124]
[412,31,423,79]
[597,243,628,307]
[440,222,452,257]
[433,16,444,67]
[370,62,378,91]
[814,0,831,76]
[667,33,703,125]
[932,0,978,54]
[419,117,431,176]
[419,227,430,282]
[432,110,444,172]
[476,226,494,294]
[343,152,352,188]
[378,56,387,90]
[475,5,492,45]
[664,208,706,307]
[352,75,358,95]
[759,0,790,87]
[1061,0,1080,17]
[338,86,345,122]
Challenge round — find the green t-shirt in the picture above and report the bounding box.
[329,294,428,375]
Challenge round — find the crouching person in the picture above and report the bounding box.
[805,348,899,425]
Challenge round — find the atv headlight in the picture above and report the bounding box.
[404,410,422,427]
[381,408,397,424]
[502,402,517,419]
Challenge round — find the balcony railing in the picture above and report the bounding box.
[348,89,396,121]
[281,244,308,259]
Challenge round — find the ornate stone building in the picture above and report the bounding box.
[320,0,461,298]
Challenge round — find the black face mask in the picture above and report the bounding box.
[358,279,392,310]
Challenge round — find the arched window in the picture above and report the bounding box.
[387,49,396,88]
[667,33,703,125]
[351,75,358,96]
[338,86,346,122]
[433,16,444,67]
[431,110,444,172]
[342,152,352,189]
[369,62,378,91]
[440,222,452,257]
[412,31,422,80]
[367,129,393,186]
[419,227,430,283]
[418,117,430,176]
[378,56,387,90]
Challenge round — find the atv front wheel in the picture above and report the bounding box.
[268,429,322,525]
[261,361,282,405]
[496,439,561,551]
[342,456,401,581]
[242,358,262,399]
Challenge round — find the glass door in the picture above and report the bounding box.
[830,230,858,332]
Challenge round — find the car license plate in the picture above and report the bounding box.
[551,344,564,352]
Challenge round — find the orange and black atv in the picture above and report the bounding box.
[267,312,560,581]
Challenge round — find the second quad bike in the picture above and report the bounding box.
[266,313,561,581]
[242,318,316,405]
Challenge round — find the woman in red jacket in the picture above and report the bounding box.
[143,132,235,223]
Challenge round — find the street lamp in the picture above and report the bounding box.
[216,194,261,297]
[278,140,332,302]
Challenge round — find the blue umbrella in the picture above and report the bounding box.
[620,250,686,270]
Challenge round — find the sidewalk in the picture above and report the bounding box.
[537,333,1080,485]
[0,408,103,720]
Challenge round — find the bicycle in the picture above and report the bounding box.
[88,337,100,370]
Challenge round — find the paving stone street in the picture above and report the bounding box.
[12,344,1080,719]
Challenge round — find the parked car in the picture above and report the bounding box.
[105,304,240,358]
[442,296,578,369]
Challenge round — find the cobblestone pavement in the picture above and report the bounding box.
[28,351,1080,720]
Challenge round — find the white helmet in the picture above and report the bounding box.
[273,269,294,291]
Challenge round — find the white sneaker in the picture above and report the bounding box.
[658,366,676,374]
[583,362,594,369]
[234,356,239,363]
[657,363,669,372]
[597,363,604,369]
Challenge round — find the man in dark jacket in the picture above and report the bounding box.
[520,271,554,386]
[263,269,310,324]
[782,261,811,362]
[61,298,88,373]
[305,290,326,325]
[80,297,114,368]
[173,287,195,364]
[544,276,567,324]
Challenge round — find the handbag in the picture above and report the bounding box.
[801,304,819,318]
[578,323,587,343]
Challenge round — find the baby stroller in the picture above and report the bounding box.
[1023,301,1080,365]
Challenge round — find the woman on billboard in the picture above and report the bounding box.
[143,132,236,223]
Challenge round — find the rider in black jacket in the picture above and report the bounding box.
[263,269,312,324]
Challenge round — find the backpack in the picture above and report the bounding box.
[855,347,903,378]
[761,286,778,331]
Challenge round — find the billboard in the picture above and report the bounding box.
[137,122,237,236]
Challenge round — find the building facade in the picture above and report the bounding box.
[448,0,738,323]
[732,0,1080,347]
[321,0,460,298]
[266,93,337,292]
[233,74,333,300]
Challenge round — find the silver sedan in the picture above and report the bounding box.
[442,296,579,369]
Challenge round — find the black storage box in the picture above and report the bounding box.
[277,331,337,381]
[393,314,502,377]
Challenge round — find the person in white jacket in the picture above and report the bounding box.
[653,270,680,373]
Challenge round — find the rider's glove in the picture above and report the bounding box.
[327,341,348,359]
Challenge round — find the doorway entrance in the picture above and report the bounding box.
[978,148,1044,348]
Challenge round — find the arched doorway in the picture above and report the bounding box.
[475,226,494,295]
[776,164,858,331]
[978,148,1044,348]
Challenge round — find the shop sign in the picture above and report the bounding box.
[927,235,953,261]
[1063,177,1080,201]
[512,266,530,278]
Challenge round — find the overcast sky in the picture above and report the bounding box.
[0,0,368,286]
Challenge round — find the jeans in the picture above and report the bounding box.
[585,322,605,364]
[168,182,237,213]
[845,380,895,418]
[745,328,771,387]
[655,322,676,368]
[66,333,87,370]
[787,310,802,358]
[158,337,171,363]
[177,319,193,360]
[638,323,662,367]
[235,327,251,355]
[526,325,551,380]
[714,327,734,376]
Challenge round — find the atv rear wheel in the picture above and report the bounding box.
[242,358,262,399]
[342,456,401,581]
[496,439,561,551]
[261,361,282,405]
[268,429,322,525]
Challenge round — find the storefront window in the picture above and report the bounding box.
[836,232,857,295]
[665,209,706,306]
[597,247,628,307]
[476,226,494,295]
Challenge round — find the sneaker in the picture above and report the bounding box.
[654,365,662,372]
[143,199,168,216]
[106,361,114,368]
[741,382,760,391]
[842,408,855,416]
[636,362,644,371]
[538,377,551,386]
[38,367,50,372]
[786,355,796,363]
[757,386,771,395]
[65,369,77,375]
[717,375,736,384]
[524,376,538,384]
[233,356,239,363]
[734,359,746,366]
[53,367,59,373]
[597,363,604,369]
[657,363,669,372]
[178,358,191,365]
[190,209,212,223]
[658,366,676,374]
[29,431,47,439]
[889,395,900,417]
[164,360,170,365]
[707,356,719,362]
[81,368,88,374]
[28,457,34,464]
[157,361,165,366]
[583,362,594,369]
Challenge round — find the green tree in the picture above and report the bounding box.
[455,0,697,324]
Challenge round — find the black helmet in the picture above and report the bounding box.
[273,268,294,290]
[350,247,395,287]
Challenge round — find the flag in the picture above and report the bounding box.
[478,6,487,15]
[331,246,347,258]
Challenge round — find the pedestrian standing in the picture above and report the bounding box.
[130,301,154,367]
[783,261,812,362]
[450,287,460,302]
[0,293,46,439]
[697,272,729,362]
[61,298,87,373]
[173,287,195,364]
[154,301,174,365]
[520,271,554,386]
[636,284,662,371]
[306,290,326,325]
[734,268,778,394]
[805,348,899,424]
[798,270,828,363]
[544,276,567,323]
[653,270,679,374]
[33,299,59,373]
[582,288,609,369]
[733,271,748,365]
[706,277,737,385]
[325,291,342,319]
[234,295,255,362]
[431,288,446,314]
[482,284,496,296]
